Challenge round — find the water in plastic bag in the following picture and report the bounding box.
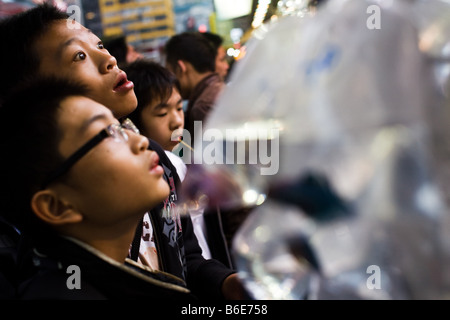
[183,0,450,299]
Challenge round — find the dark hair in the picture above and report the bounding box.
[122,59,179,131]
[200,32,224,52]
[0,77,88,232]
[103,35,128,66]
[0,3,69,101]
[164,32,216,73]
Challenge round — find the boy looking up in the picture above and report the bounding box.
[0,5,136,118]
[0,77,194,299]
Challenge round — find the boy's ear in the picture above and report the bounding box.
[31,190,82,226]
[177,60,187,74]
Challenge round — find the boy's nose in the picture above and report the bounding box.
[170,113,184,130]
[130,132,149,154]
[99,52,118,73]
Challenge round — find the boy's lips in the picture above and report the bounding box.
[149,152,164,175]
[172,129,184,142]
[113,72,134,92]
[173,133,183,142]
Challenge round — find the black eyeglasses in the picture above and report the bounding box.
[41,118,140,188]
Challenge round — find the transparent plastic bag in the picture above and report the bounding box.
[183,0,450,299]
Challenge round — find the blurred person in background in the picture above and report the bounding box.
[164,31,225,150]
[201,31,230,82]
[103,35,144,68]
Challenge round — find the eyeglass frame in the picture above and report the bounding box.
[41,118,140,189]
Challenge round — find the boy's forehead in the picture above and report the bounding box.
[63,95,110,116]
[47,19,90,36]
[60,96,114,129]
[39,20,95,51]
[148,89,181,111]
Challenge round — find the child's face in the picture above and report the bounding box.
[139,87,184,152]
[34,20,137,119]
[53,96,170,225]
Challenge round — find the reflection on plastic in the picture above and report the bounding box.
[191,0,450,300]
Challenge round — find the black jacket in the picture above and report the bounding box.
[17,234,195,300]
[131,140,235,299]
[0,218,20,299]
[2,139,235,299]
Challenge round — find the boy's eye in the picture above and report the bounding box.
[97,41,105,49]
[74,52,86,61]
[157,113,168,117]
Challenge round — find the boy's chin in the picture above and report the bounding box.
[145,183,170,210]
[110,95,138,119]
[158,182,171,202]
[168,142,180,151]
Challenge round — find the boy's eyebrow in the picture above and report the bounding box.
[153,97,183,111]
[77,112,111,135]
[154,102,168,110]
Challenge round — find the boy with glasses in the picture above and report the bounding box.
[0,77,194,299]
